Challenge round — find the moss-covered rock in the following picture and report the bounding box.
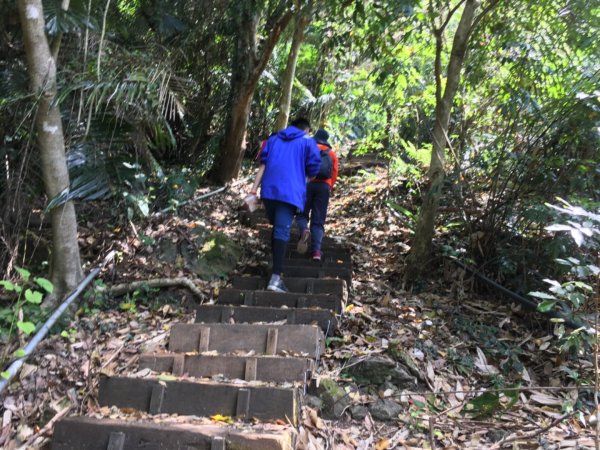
[317,377,351,419]
[158,230,241,280]
[187,231,241,280]
[346,356,416,388]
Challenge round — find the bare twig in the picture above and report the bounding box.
[24,404,71,446]
[489,412,575,449]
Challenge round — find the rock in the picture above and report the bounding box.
[350,405,368,420]
[304,394,323,411]
[347,357,416,388]
[369,399,402,421]
[157,239,179,264]
[387,342,424,381]
[378,381,398,398]
[317,377,351,419]
[158,231,241,280]
[186,232,241,280]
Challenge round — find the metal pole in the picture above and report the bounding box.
[448,256,585,330]
[0,251,115,395]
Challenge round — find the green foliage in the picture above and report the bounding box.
[0,268,54,365]
[453,317,525,377]
[529,200,600,357]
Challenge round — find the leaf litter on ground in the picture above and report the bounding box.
[1,163,597,449]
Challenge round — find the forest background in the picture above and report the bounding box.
[0,0,599,424]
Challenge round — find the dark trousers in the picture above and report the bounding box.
[263,199,296,275]
[296,182,330,252]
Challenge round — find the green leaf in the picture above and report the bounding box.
[13,349,26,358]
[464,392,500,417]
[502,385,520,409]
[25,289,43,304]
[1,371,10,380]
[555,258,573,266]
[528,291,556,300]
[15,267,30,281]
[34,277,54,293]
[17,321,36,335]
[0,280,16,291]
[545,224,573,232]
[537,299,557,313]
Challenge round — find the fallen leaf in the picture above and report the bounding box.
[375,438,390,449]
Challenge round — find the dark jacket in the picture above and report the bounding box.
[260,126,321,210]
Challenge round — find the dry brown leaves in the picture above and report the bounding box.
[2,165,598,449]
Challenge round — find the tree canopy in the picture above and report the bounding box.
[0,0,598,317]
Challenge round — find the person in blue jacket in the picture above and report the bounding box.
[248,117,321,292]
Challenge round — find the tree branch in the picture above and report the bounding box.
[250,5,294,85]
[471,0,501,33]
[99,278,206,300]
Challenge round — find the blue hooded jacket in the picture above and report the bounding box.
[260,126,321,210]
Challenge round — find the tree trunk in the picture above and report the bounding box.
[405,0,477,283]
[274,4,312,131]
[18,0,83,304]
[212,2,293,184]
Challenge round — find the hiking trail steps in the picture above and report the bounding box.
[50,207,352,450]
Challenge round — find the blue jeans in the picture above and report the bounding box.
[263,199,297,275]
[296,182,330,252]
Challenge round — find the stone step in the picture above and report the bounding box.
[169,323,325,359]
[98,376,299,423]
[232,276,347,301]
[52,416,295,450]
[195,304,337,335]
[139,353,314,384]
[217,288,344,314]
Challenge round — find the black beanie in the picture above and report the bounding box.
[314,128,330,144]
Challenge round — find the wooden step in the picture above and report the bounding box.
[285,266,351,284]
[217,288,344,314]
[98,376,299,423]
[252,263,352,284]
[232,276,348,301]
[288,248,351,262]
[169,323,325,358]
[284,257,352,268]
[52,416,294,450]
[241,209,269,226]
[258,229,349,250]
[195,304,337,335]
[139,353,314,383]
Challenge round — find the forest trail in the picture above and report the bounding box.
[2,164,596,449]
[49,199,352,449]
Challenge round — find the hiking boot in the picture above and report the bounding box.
[311,250,322,261]
[296,229,310,254]
[267,276,288,293]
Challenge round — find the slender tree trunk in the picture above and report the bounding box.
[274,3,312,131]
[405,0,477,283]
[212,2,293,184]
[18,0,83,304]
